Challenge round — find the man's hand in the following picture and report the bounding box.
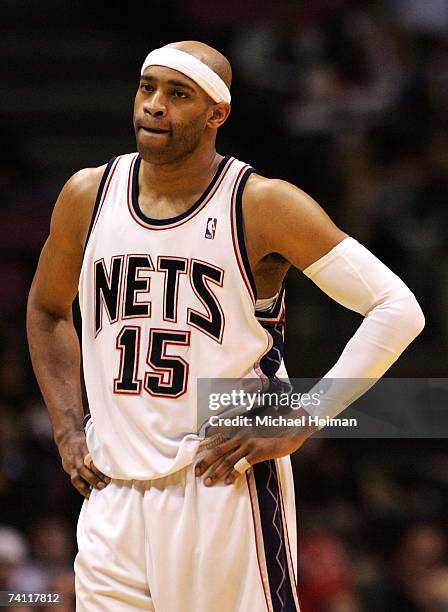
[58,431,111,497]
[195,433,310,486]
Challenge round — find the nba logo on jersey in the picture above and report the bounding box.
[205,217,217,239]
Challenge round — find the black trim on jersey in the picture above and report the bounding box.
[253,461,299,612]
[255,284,285,321]
[235,167,258,301]
[83,413,91,430]
[259,322,285,379]
[83,156,117,255]
[131,154,231,227]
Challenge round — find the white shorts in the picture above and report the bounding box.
[74,445,300,612]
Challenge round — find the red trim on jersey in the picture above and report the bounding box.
[126,154,236,230]
[246,472,273,612]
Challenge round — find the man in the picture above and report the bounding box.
[27,40,424,611]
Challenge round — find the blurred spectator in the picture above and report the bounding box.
[0,525,28,590]
[299,530,361,611]
[387,523,448,611]
[11,517,75,594]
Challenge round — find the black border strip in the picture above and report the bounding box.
[83,413,91,430]
[235,167,258,301]
[253,460,299,612]
[83,156,117,255]
[131,154,231,227]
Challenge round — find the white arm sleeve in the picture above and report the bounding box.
[301,237,425,420]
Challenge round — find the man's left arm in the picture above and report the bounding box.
[195,177,424,485]
[253,178,425,380]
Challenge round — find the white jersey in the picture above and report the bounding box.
[79,153,284,480]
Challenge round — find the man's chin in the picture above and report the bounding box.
[136,143,175,165]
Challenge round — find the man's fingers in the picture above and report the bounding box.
[90,464,111,484]
[196,437,271,485]
[205,439,285,486]
[224,468,244,486]
[203,449,249,485]
[194,437,242,476]
[83,453,111,484]
[76,463,108,491]
[225,450,261,485]
[70,473,92,498]
[222,446,270,486]
[198,436,311,487]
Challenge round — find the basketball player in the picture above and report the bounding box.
[27,41,424,611]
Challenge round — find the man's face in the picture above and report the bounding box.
[133,66,212,165]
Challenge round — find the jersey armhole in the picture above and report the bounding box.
[83,156,118,256]
[255,284,286,324]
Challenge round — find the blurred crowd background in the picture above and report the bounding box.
[1,0,447,610]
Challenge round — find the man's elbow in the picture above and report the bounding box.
[371,285,425,353]
[26,286,46,328]
[397,290,425,343]
[408,294,425,338]
[26,287,72,330]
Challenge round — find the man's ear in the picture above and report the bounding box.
[207,102,231,129]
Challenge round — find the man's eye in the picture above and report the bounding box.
[173,90,187,98]
[141,84,153,92]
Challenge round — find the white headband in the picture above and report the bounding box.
[141,47,231,104]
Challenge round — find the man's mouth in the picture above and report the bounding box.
[141,127,170,134]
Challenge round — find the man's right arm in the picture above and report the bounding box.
[26,165,110,497]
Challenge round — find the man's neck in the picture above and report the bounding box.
[139,146,222,205]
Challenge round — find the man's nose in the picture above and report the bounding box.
[144,91,167,117]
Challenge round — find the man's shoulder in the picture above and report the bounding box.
[50,163,111,249]
[245,173,290,197]
[63,163,108,203]
[66,152,136,201]
[243,172,309,215]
